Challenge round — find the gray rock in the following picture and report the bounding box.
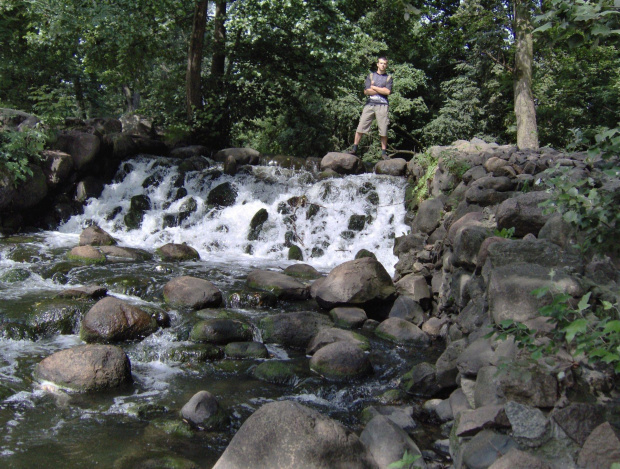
[394,275,431,309]
[456,338,495,378]
[360,415,426,468]
[253,360,301,385]
[314,258,396,319]
[496,191,553,237]
[163,275,223,309]
[435,338,468,388]
[363,405,418,433]
[375,158,408,176]
[207,181,238,207]
[309,341,372,380]
[99,246,151,261]
[486,239,583,274]
[260,311,331,349]
[456,405,510,437]
[446,212,485,245]
[247,269,310,300]
[35,344,132,392]
[488,263,583,327]
[212,400,377,469]
[56,285,108,300]
[401,362,441,397]
[79,225,116,246]
[455,297,489,334]
[307,327,369,355]
[180,390,227,430]
[67,245,106,264]
[224,341,269,359]
[453,225,492,270]
[80,297,158,343]
[449,388,472,419]
[461,430,518,469]
[550,403,605,446]
[320,152,365,175]
[577,422,620,469]
[488,448,552,469]
[411,198,444,234]
[42,150,73,188]
[213,147,260,165]
[54,130,101,171]
[283,263,322,280]
[504,401,550,447]
[375,317,430,347]
[190,318,252,345]
[156,243,200,261]
[329,307,367,329]
[388,295,425,325]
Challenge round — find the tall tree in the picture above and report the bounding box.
[211,1,226,79]
[186,0,208,120]
[514,0,539,149]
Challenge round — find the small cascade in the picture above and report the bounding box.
[57,156,409,274]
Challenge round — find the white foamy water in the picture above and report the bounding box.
[55,157,408,275]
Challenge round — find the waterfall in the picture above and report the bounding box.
[56,156,408,275]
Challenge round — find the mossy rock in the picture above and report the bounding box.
[195,309,251,323]
[41,261,76,282]
[189,318,253,344]
[67,246,107,264]
[28,298,89,337]
[0,382,16,400]
[0,268,31,282]
[224,341,269,359]
[124,194,152,229]
[148,420,194,439]
[340,230,355,240]
[288,245,303,261]
[348,214,370,231]
[227,291,278,308]
[0,322,36,340]
[105,275,155,297]
[253,360,300,385]
[114,453,200,469]
[354,249,377,260]
[166,344,223,362]
[207,182,237,207]
[248,208,269,241]
[4,245,40,263]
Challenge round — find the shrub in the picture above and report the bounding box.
[0,128,47,185]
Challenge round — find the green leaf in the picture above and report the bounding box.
[603,321,620,334]
[577,292,591,312]
[563,319,588,343]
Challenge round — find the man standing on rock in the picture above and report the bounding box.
[350,57,393,160]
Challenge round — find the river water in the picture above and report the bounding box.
[0,156,439,468]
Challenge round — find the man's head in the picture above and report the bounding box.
[377,57,388,73]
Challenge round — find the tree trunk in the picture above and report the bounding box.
[211,1,226,79]
[513,0,539,150]
[186,0,208,121]
[122,84,140,113]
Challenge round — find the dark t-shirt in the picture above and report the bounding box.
[364,72,393,106]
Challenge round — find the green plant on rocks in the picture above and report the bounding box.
[405,149,438,210]
[441,149,471,179]
[490,283,620,373]
[0,128,47,186]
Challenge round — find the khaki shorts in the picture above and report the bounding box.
[356,104,389,137]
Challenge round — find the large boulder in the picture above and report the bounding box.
[375,318,430,347]
[260,311,331,349]
[53,130,101,171]
[410,198,444,235]
[374,158,407,176]
[11,165,48,210]
[212,400,378,469]
[488,263,583,326]
[307,327,369,354]
[360,414,426,468]
[314,258,396,320]
[207,181,238,207]
[163,276,223,309]
[247,269,309,300]
[180,390,228,430]
[156,243,200,261]
[213,147,260,165]
[577,421,620,469]
[309,341,373,380]
[190,318,252,345]
[80,296,158,343]
[79,225,117,246]
[34,344,132,392]
[496,191,553,237]
[42,150,73,188]
[320,152,364,175]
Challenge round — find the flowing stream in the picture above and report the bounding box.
[0,155,441,468]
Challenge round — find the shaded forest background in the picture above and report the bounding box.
[1,0,618,160]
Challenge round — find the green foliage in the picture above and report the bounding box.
[540,161,620,255]
[387,450,421,469]
[440,149,472,179]
[0,128,47,185]
[405,150,438,209]
[493,227,515,239]
[489,284,620,373]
